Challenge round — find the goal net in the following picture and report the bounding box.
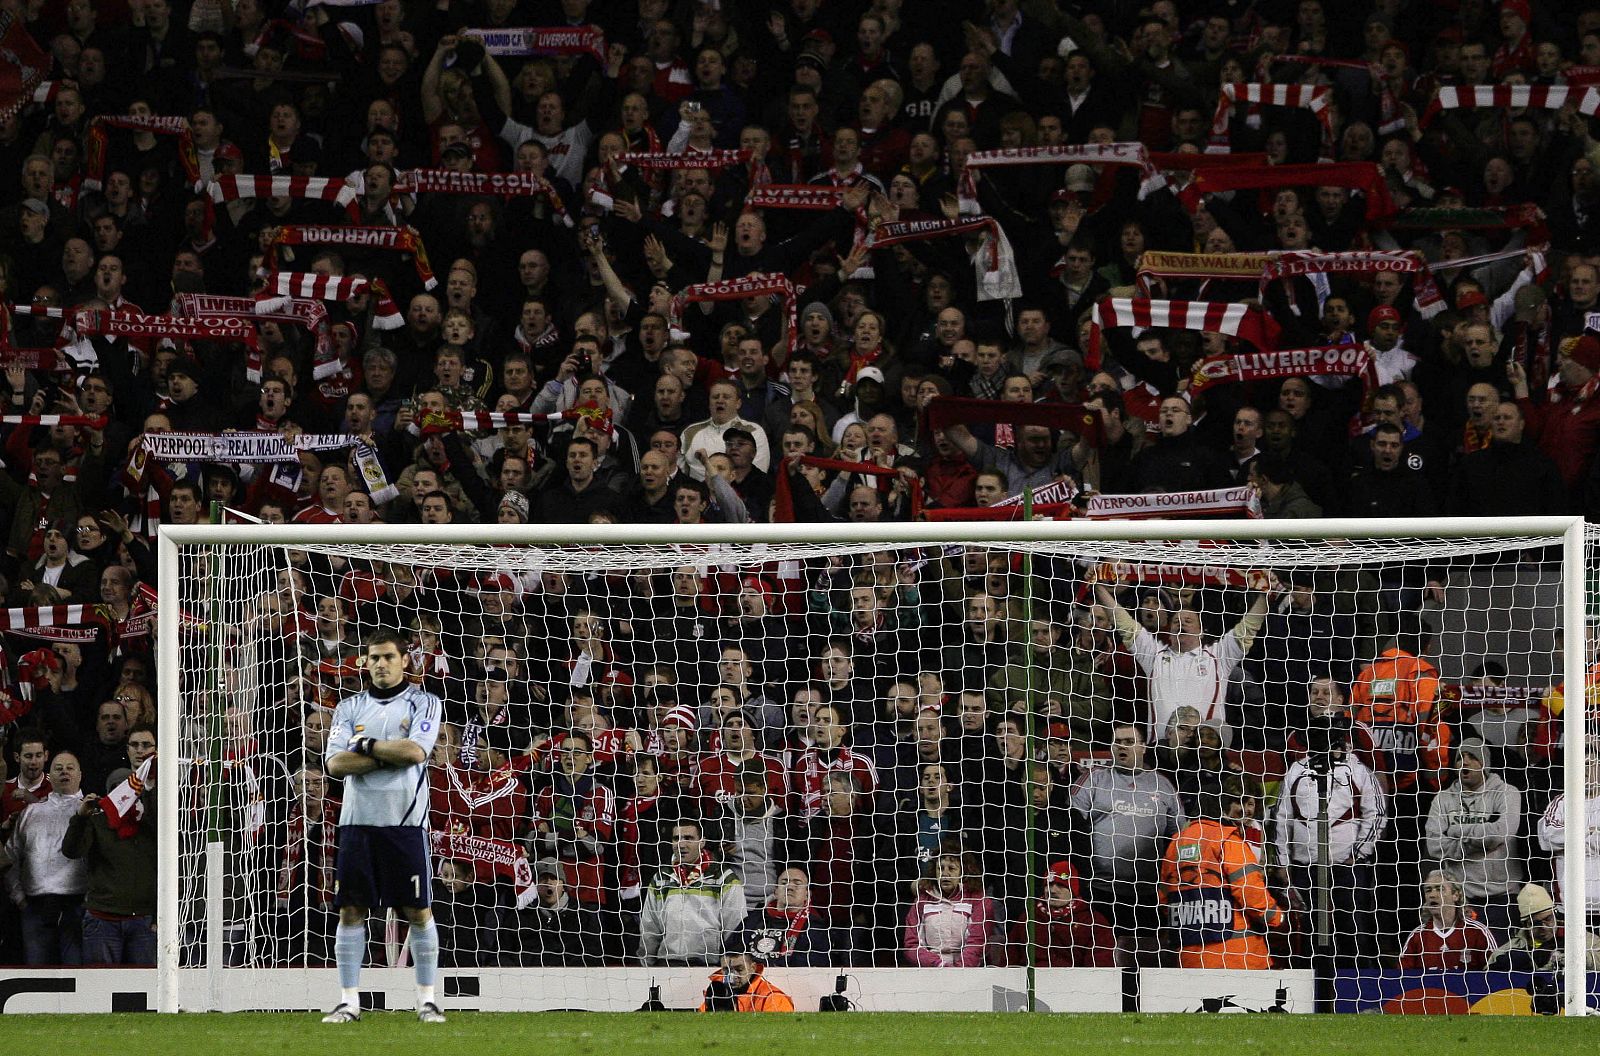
[156,520,1591,1014]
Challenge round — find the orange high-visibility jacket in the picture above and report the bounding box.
[1350,648,1449,789]
[1160,817,1284,969]
[697,969,795,1013]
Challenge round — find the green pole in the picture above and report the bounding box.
[205,501,224,844]
[1021,486,1038,1012]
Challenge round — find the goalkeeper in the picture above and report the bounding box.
[1092,569,1275,734]
[320,628,446,1024]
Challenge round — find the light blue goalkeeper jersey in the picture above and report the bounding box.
[325,683,443,828]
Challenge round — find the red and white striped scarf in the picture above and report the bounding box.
[208,174,357,207]
[745,184,845,209]
[268,225,436,289]
[1208,83,1332,156]
[416,408,605,434]
[962,142,1158,204]
[1093,560,1271,588]
[0,414,107,429]
[85,115,197,189]
[1420,84,1600,127]
[1086,296,1282,371]
[0,604,109,632]
[257,272,402,330]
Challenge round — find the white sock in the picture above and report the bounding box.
[340,987,359,1008]
[417,984,436,1006]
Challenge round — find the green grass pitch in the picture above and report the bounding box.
[4,1012,1598,1054]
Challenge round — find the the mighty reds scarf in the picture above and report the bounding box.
[673,273,798,356]
[773,453,922,523]
[1208,83,1332,154]
[1262,250,1445,317]
[268,225,436,289]
[1420,84,1600,127]
[258,272,402,330]
[0,604,110,633]
[100,754,154,839]
[208,174,357,207]
[1178,162,1394,222]
[1189,346,1375,395]
[1085,296,1282,371]
[462,25,605,63]
[615,149,751,171]
[871,217,1019,301]
[74,308,258,347]
[174,293,333,382]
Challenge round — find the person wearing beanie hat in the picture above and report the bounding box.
[1487,882,1600,972]
[1425,737,1524,933]
[497,490,530,524]
[1002,859,1117,967]
[1507,332,1600,496]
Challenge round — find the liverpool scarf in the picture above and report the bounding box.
[1136,250,1276,294]
[772,453,922,523]
[615,149,751,171]
[746,184,845,209]
[74,308,258,347]
[141,431,362,462]
[1092,558,1271,587]
[1085,296,1281,371]
[920,396,1102,447]
[871,217,1020,302]
[268,225,436,288]
[462,25,605,62]
[84,115,197,188]
[1261,250,1445,317]
[1189,346,1375,394]
[100,754,154,838]
[175,293,333,382]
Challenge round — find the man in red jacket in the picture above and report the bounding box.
[1510,334,1600,502]
[1005,860,1117,967]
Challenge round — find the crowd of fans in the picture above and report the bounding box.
[0,0,1598,983]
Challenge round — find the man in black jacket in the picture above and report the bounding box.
[1448,401,1567,515]
[514,860,606,966]
[1344,423,1440,518]
[1130,395,1231,493]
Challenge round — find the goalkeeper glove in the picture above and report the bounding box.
[351,736,377,758]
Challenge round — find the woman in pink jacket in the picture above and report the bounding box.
[902,848,999,966]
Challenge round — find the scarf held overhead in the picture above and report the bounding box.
[1085,296,1282,372]
[461,25,605,63]
[268,225,436,288]
[672,273,798,356]
[1178,162,1394,222]
[1262,250,1445,317]
[1207,83,1332,154]
[1420,84,1600,127]
[1188,346,1375,394]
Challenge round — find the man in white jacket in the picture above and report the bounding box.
[639,818,748,966]
[0,751,88,964]
[1271,724,1386,964]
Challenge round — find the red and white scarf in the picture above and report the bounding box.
[963,142,1158,203]
[74,308,259,347]
[257,272,402,330]
[871,216,1018,303]
[1208,83,1332,156]
[174,292,333,382]
[1086,296,1282,371]
[84,115,197,189]
[100,754,154,838]
[208,174,357,207]
[1420,84,1600,127]
[745,184,845,210]
[1178,162,1394,222]
[268,225,436,289]
[1093,560,1271,587]
[429,829,537,908]
[0,414,107,429]
[0,604,109,632]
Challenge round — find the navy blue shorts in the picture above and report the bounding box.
[334,825,432,909]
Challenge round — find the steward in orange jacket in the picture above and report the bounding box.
[1160,776,1284,969]
[1350,645,1450,791]
[698,949,795,1013]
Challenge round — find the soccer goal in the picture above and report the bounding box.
[156,518,1591,1015]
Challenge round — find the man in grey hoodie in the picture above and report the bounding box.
[1425,738,1523,936]
[1069,721,1186,933]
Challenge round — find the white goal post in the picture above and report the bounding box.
[155,517,1590,1016]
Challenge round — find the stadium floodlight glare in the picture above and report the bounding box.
[157,518,1589,1016]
